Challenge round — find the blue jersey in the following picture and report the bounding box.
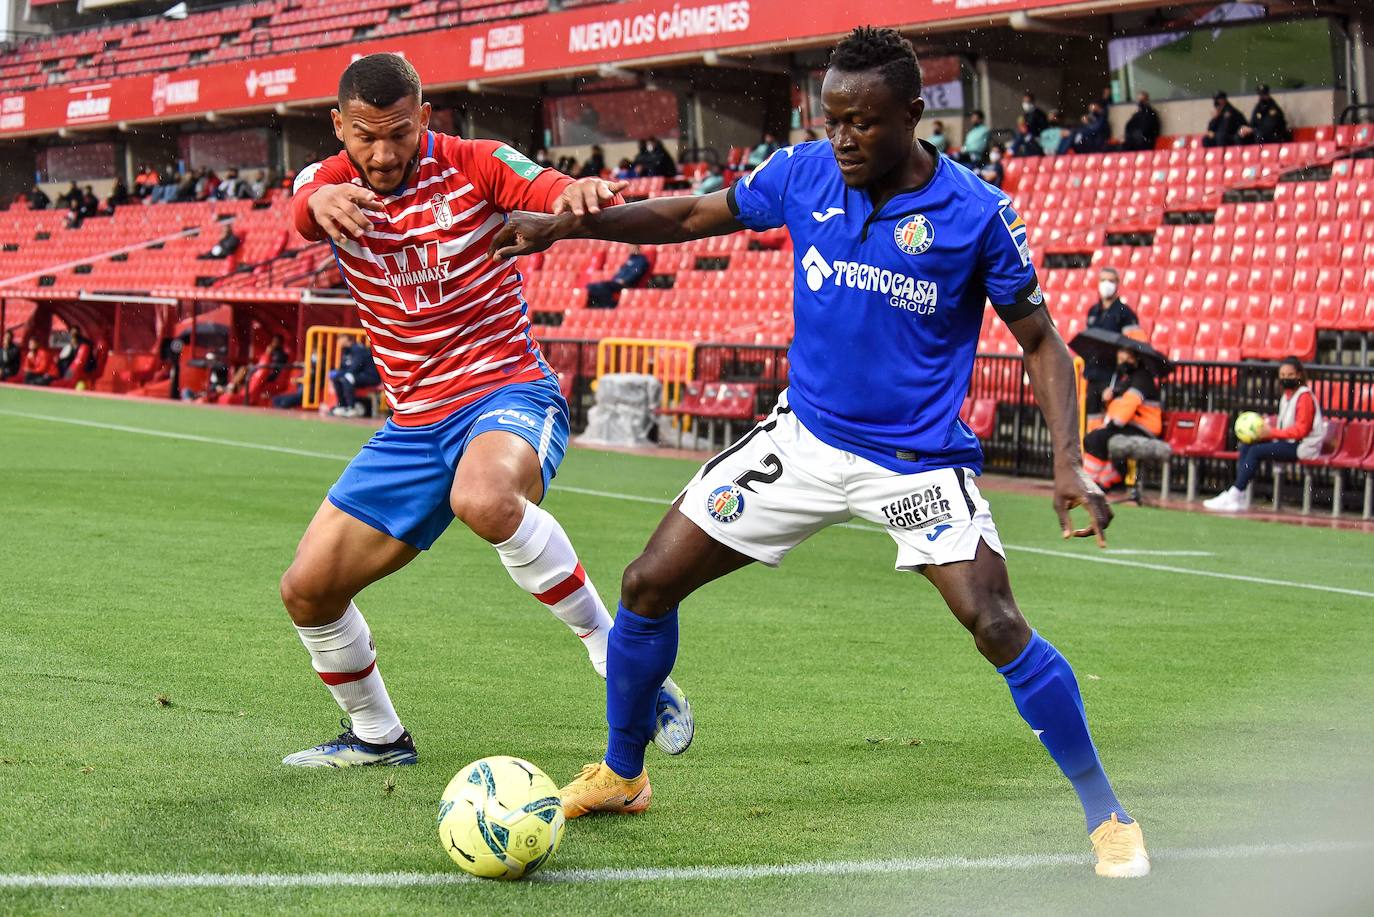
[727,140,1042,474]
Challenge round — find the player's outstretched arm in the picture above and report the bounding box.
[490,190,742,259]
[1009,308,1113,547]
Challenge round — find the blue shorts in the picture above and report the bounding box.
[327,378,569,550]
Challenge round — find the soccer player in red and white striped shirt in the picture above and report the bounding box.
[279,54,693,767]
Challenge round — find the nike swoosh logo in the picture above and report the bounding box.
[575,627,598,640]
[1032,729,1045,739]
[811,207,844,222]
[925,524,953,542]
[624,785,647,806]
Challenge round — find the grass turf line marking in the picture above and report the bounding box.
[2,841,1370,889]
[3,409,1371,601]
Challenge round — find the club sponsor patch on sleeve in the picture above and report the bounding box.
[999,203,1031,267]
[492,145,544,181]
[292,161,322,194]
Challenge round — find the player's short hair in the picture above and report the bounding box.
[338,53,421,110]
[829,27,922,102]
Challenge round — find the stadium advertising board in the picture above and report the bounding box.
[5,0,1110,138]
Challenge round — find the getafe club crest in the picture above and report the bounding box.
[430,193,454,230]
[894,213,934,256]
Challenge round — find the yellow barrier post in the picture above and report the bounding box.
[302,325,371,410]
[594,338,695,408]
[1073,355,1086,450]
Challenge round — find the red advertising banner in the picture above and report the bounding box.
[1,0,1124,138]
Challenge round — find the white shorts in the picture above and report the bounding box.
[678,394,1005,570]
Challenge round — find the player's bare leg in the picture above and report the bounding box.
[562,501,753,817]
[921,540,1149,877]
[280,501,421,765]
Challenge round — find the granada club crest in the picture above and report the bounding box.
[430,193,454,230]
[894,213,935,256]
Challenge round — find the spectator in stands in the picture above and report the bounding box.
[79,187,100,219]
[585,245,651,309]
[1122,91,1161,152]
[198,225,241,260]
[1021,92,1049,138]
[1203,92,1247,148]
[961,110,990,165]
[746,132,780,168]
[1041,110,1069,155]
[247,169,270,200]
[693,163,725,196]
[59,182,81,209]
[204,346,234,401]
[1080,329,1164,492]
[534,149,554,169]
[927,120,948,154]
[579,145,606,178]
[636,137,676,178]
[64,197,84,231]
[556,154,578,175]
[1,331,20,380]
[218,168,244,200]
[1083,267,1139,421]
[135,164,159,199]
[1072,101,1110,154]
[802,129,820,142]
[21,338,55,386]
[1204,357,1326,512]
[613,158,636,180]
[56,326,90,378]
[977,144,1005,188]
[330,334,379,417]
[1239,84,1290,145]
[106,180,130,212]
[239,333,291,403]
[151,164,180,204]
[1010,116,1043,157]
[195,169,222,201]
[28,186,51,210]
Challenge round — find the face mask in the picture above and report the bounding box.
[1099,280,1118,300]
[1118,361,1137,374]
[1280,377,1301,390]
[1022,102,1034,112]
[989,151,1002,163]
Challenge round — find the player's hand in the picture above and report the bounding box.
[308,183,386,244]
[552,177,628,217]
[489,211,574,260]
[1053,465,1112,548]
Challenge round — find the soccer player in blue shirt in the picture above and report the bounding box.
[491,28,1148,878]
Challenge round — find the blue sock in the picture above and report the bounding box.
[998,631,1130,832]
[604,603,678,779]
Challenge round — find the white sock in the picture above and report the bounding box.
[295,602,404,744]
[495,501,614,676]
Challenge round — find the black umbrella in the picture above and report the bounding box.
[1068,327,1170,377]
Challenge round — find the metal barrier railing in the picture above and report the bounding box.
[301,324,368,409]
[594,338,695,407]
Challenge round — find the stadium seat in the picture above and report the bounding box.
[1174,412,1233,501]
[1296,420,1346,514]
[1326,420,1374,518]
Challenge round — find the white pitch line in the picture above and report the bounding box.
[1,840,1369,889]
[2,407,1371,601]
[1102,549,1216,557]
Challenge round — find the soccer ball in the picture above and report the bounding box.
[1234,411,1266,444]
[437,756,565,880]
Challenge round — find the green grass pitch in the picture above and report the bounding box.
[1,385,1372,915]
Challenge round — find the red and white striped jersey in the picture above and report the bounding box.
[292,132,572,426]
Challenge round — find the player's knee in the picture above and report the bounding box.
[971,595,1030,665]
[451,488,525,544]
[279,564,342,626]
[620,555,679,617]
